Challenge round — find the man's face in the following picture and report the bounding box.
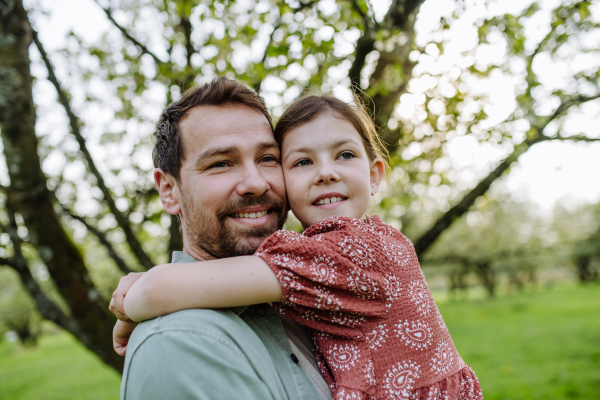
[175,104,287,258]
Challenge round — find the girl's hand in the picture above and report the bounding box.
[109,272,145,321]
[113,319,138,356]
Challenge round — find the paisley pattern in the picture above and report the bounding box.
[311,255,337,284]
[408,280,430,316]
[335,388,367,400]
[348,269,380,299]
[315,287,343,311]
[365,323,388,350]
[364,358,376,387]
[327,343,361,371]
[430,341,455,375]
[383,360,421,400]
[384,275,402,303]
[256,215,482,400]
[339,236,374,269]
[395,320,433,350]
[384,241,411,267]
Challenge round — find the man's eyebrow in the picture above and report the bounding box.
[193,141,279,166]
[257,141,279,152]
[193,146,238,166]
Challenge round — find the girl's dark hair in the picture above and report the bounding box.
[153,77,273,180]
[274,94,389,165]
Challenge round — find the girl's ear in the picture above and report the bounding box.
[369,157,385,196]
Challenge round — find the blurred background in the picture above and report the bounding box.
[0,0,599,399]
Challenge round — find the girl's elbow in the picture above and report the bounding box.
[124,280,159,321]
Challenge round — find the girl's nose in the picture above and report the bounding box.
[315,160,340,184]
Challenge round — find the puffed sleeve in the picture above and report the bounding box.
[255,219,395,337]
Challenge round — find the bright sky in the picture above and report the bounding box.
[25,0,600,213]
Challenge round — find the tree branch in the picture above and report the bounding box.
[93,1,166,65]
[351,0,426,151]
[60,205,135,275]
[350,0,372,30]
[32,30,155,270]
[253,1,317,93]
[413,92,600,257]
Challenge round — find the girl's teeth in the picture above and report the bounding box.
[317,197,345,205]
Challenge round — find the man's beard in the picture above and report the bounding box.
[180,192,287,259]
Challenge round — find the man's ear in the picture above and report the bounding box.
[369,157,385,196]
[154,168,181,216]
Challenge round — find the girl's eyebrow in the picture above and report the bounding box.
[284,139,359,162]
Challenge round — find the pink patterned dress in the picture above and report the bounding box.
[255,216,483,400]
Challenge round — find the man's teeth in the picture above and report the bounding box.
[232,210,268,219]
[315,197,345,205]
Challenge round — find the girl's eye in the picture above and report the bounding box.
[338,151,355,160]
[294,159,312,167]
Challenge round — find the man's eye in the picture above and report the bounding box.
[293,159,312,167]
[338,151,355,160]
[261,155,279,163]
[209,161,229,169]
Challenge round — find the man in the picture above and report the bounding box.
[116,77,332,400]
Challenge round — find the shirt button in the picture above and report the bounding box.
[291,353,299,364]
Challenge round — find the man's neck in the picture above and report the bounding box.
[182,236,218,261]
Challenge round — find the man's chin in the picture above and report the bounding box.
[218,216,282,256]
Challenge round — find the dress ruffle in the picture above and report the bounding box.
[330,365,482,400]
[409,365,483,400]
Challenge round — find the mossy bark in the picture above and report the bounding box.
[0,0,123,372]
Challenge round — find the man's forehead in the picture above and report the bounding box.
[180,104,270,137]
[179,104,275,157]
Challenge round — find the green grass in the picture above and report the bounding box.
[0,284,599,400]
[0,332,120,400]
[440,283,600,400]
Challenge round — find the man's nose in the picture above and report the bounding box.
[236,163,270,196]
[315,159,340,184]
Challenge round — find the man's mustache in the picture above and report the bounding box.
[216,193,287,221]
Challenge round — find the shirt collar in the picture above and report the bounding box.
[171,251,249,316]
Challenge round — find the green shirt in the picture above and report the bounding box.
[121,252,321,400]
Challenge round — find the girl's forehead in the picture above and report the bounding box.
[281,113,362,149]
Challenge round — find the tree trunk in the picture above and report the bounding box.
[0,0,122,372]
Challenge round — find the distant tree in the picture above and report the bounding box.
[422,197,553,297]
[0,0,598,370]
[552,202,600,282]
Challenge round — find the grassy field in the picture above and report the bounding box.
[441,283,600,400]
[0,283,599,399]
[0,333,120,400]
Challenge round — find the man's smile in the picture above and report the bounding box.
[229,206,273,226]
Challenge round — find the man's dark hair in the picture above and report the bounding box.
[153,77,273,180]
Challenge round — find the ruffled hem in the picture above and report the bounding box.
[409,365,483,400]
[330,365,483,400]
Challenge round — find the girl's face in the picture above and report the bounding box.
[281,113,384,229]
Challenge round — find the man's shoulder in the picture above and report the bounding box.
[121,308,283,400]
[129,308,249,349]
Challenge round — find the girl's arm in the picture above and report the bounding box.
[123,256,282,322]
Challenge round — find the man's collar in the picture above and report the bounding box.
[171,251,249,316]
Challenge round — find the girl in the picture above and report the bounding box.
[112,95,483,400]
